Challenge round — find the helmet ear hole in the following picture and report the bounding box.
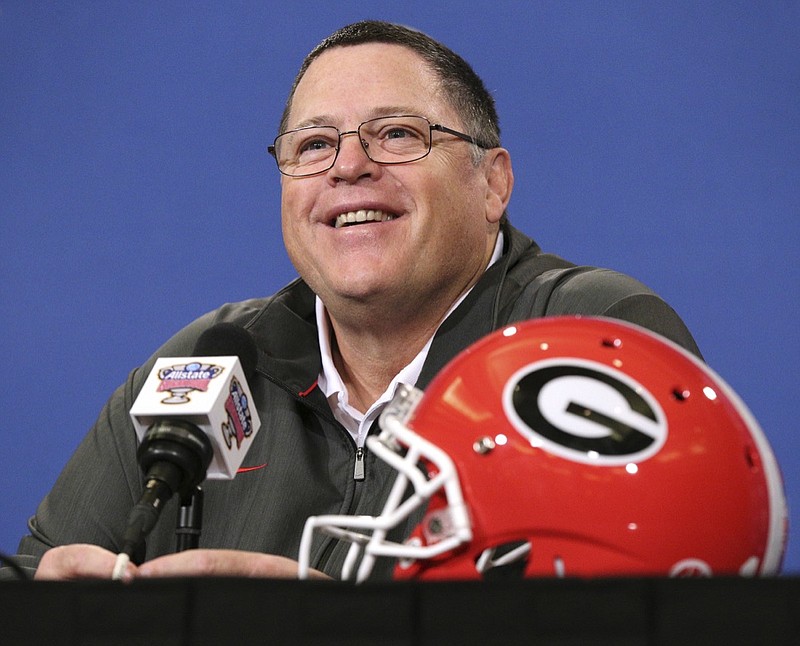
[476,540,531,580]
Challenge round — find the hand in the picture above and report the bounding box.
[136,549,331,580]
[34,543,138,581]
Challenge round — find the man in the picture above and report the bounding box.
[4,21,699,582]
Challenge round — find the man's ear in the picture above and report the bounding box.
[483,148,514,223]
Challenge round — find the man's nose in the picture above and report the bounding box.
[329,130,377,180]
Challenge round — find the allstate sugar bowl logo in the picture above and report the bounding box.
[222,377,254,449]
[157,362,224,404]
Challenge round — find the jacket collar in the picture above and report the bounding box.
[417,219,537,388]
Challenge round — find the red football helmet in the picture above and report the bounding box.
[298,317,787,581]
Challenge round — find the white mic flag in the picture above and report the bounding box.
[130,354,261,479]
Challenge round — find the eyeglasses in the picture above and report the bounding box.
[268,115,492,178]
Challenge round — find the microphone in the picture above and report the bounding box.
[116,323,261,571]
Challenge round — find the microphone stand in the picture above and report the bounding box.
[175,486,204,552]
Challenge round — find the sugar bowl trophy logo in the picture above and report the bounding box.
[157,362,224,404]
[221,377,254,449]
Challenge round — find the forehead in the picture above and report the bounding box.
[287,43,454,128]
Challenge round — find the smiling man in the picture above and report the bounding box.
[6,21,700,582]
[279,41,513,414]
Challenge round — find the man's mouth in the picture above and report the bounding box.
[334,209,397,229]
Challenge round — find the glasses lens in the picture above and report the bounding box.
[274,126,339,176]
[359,116,431,164]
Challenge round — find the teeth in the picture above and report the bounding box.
[335,209,396,229]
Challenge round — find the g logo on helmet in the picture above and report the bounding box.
[502,358,668,466]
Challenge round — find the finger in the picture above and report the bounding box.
[35,544,135,581]
[137,549,330,579]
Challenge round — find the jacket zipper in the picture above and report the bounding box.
[354,446,365,481]
[283,386,371,573]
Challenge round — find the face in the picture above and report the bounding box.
[280,43,512,324]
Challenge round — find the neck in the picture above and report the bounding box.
[328,311,439,413]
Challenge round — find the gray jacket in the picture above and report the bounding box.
[4,221,699,580]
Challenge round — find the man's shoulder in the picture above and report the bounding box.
[499,223,700,356]
[501,221,655,315]
[143,278,315,363]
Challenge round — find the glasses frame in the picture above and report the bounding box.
[267,115,493,178]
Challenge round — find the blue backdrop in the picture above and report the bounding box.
[2,1,798,573]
